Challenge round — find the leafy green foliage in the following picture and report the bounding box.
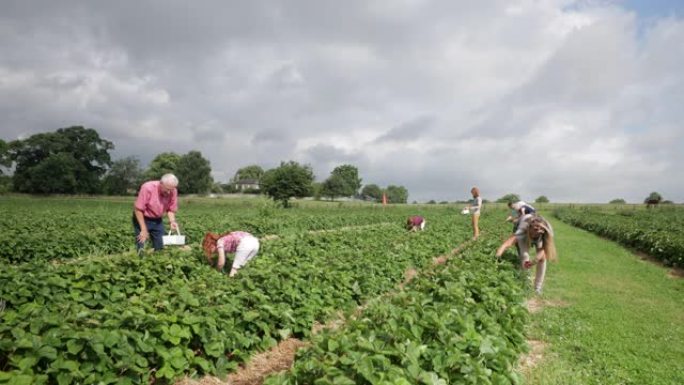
[0,198,430,263]
[8,126,113,194]
[320,173,350,200]
[361,184,383,202]
[143,152,181,181]
[534,196,549,203]
[0,139,10,172]
[644,192,663,204]
[496,194,520,204]
[330,164,362,197]
[0,198,530,385]
[102,156,143,195]
[265,240,527,385]
[261,161,315,207]
[233,165,264,183]
[386,185,409,204]
[176,151,213,194]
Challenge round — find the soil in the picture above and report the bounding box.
[525,298,570,314]
[518,339,546,372]
[175,339,307,385]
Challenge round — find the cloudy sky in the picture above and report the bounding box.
[1,0,683,203]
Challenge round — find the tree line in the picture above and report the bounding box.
[0,126,410,206]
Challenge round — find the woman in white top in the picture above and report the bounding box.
[495,214,557,294]
[467,187,482,240]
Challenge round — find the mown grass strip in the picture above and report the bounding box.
[524,218,684,385]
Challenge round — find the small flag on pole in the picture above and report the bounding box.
[382,192,387,206]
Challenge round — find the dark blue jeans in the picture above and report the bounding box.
[132,214,165,252]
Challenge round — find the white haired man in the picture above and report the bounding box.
[133,173,180,253]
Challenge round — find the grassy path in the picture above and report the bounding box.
[524,218,684,385]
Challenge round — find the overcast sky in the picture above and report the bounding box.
[1,0,683,203]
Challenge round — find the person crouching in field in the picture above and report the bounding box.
[495,214,557,294]
[406,215,426,231]
[202,231,260,277]
[133,173,180,254]
[506,200,536,232]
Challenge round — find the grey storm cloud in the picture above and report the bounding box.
[373,116,435,144]
[1,0,684,202]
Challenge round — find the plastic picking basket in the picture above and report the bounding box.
[163,228,186,246]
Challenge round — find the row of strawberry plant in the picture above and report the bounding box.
[265,238,527,385]
[554,207,684,267]
[0,196,439,262]
[0,211,473,384]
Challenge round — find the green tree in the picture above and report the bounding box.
[143,152,181,181]
[330,164,362,197]
[0,139,10,174]
[609,198,626,204]
[361,184,383,202]
[260,161,315,207]
[102,156,143,195]
[644,192,663,203]
[221,183,237,193]
[320,174,349,200]
[535,195,550,203]
[233,165,264,182]
[0,139,11,193]
[210,182,224,194]
[386,185,409,204]
[176,151,213,194]
[9,126,113,194]
[496,193,521,203]
[312,182,323,200]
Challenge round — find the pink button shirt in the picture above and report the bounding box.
[134,181,178,218]
[217,231,252,253]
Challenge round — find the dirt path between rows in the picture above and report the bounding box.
[518,339,546,372]
[175,238,476,385]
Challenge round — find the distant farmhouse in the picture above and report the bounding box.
[234,178,260,192]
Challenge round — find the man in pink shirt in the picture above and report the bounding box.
[132,173,180,253]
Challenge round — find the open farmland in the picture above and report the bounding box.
[554,205,684,267]
[1,197,683,385]
[0,197,530,384]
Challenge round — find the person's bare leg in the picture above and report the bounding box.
[472,214,480,240]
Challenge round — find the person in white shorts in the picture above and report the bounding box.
[495,214,557,294]
[202,231,260,277]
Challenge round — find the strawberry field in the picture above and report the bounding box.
[0,197,413,263]
[554,206,684,267]
[0,197,529,385]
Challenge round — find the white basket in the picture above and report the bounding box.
[461,208,470,215]
[163,228,186,246]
